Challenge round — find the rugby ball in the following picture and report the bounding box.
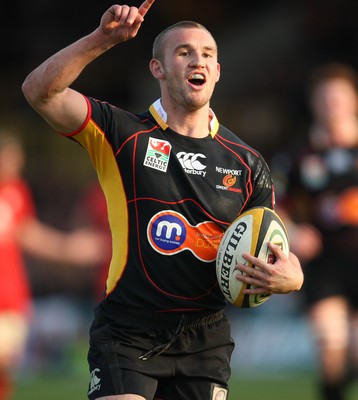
[216,207,289,308]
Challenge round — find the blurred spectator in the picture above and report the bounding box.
[271,63,358,400]
[0,131,106,400]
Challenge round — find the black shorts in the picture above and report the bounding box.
[87,304,234,400]
[303,252,358,308]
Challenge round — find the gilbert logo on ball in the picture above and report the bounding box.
[216,207,289,308]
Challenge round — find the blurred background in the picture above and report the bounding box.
[2,0,358,398]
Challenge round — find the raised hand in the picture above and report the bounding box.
[99,0,156,44]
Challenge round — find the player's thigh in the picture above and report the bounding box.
[0,311,28,369]
[309,296,350,346]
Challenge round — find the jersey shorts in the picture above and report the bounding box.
[87,305,234,400]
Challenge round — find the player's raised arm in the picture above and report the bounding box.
[22,0,155,134]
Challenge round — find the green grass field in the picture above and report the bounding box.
[11,373,358,400]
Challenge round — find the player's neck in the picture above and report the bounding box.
[161,99,211,138]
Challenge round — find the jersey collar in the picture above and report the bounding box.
[149,99,219,138]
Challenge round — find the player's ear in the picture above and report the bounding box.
[216,62,221,83]
[149,59,165,80]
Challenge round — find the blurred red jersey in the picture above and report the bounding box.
[0,179,34,314]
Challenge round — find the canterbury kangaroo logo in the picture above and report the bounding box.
[88,368,101,395]
[176,152,207,176]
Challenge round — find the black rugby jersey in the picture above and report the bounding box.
[64,97,275,314]
[287,143,358,257]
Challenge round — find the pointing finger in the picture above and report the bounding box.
[139,0,156,17]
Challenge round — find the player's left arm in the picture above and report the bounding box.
[236,242,304,295]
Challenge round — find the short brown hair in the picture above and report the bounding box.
[152,21,216,62]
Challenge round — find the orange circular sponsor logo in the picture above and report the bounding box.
[223,174,236,188]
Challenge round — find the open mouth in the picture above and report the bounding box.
[188,73,206,86]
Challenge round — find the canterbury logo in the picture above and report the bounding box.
[88,368,101,395]
[176,152,207,177]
